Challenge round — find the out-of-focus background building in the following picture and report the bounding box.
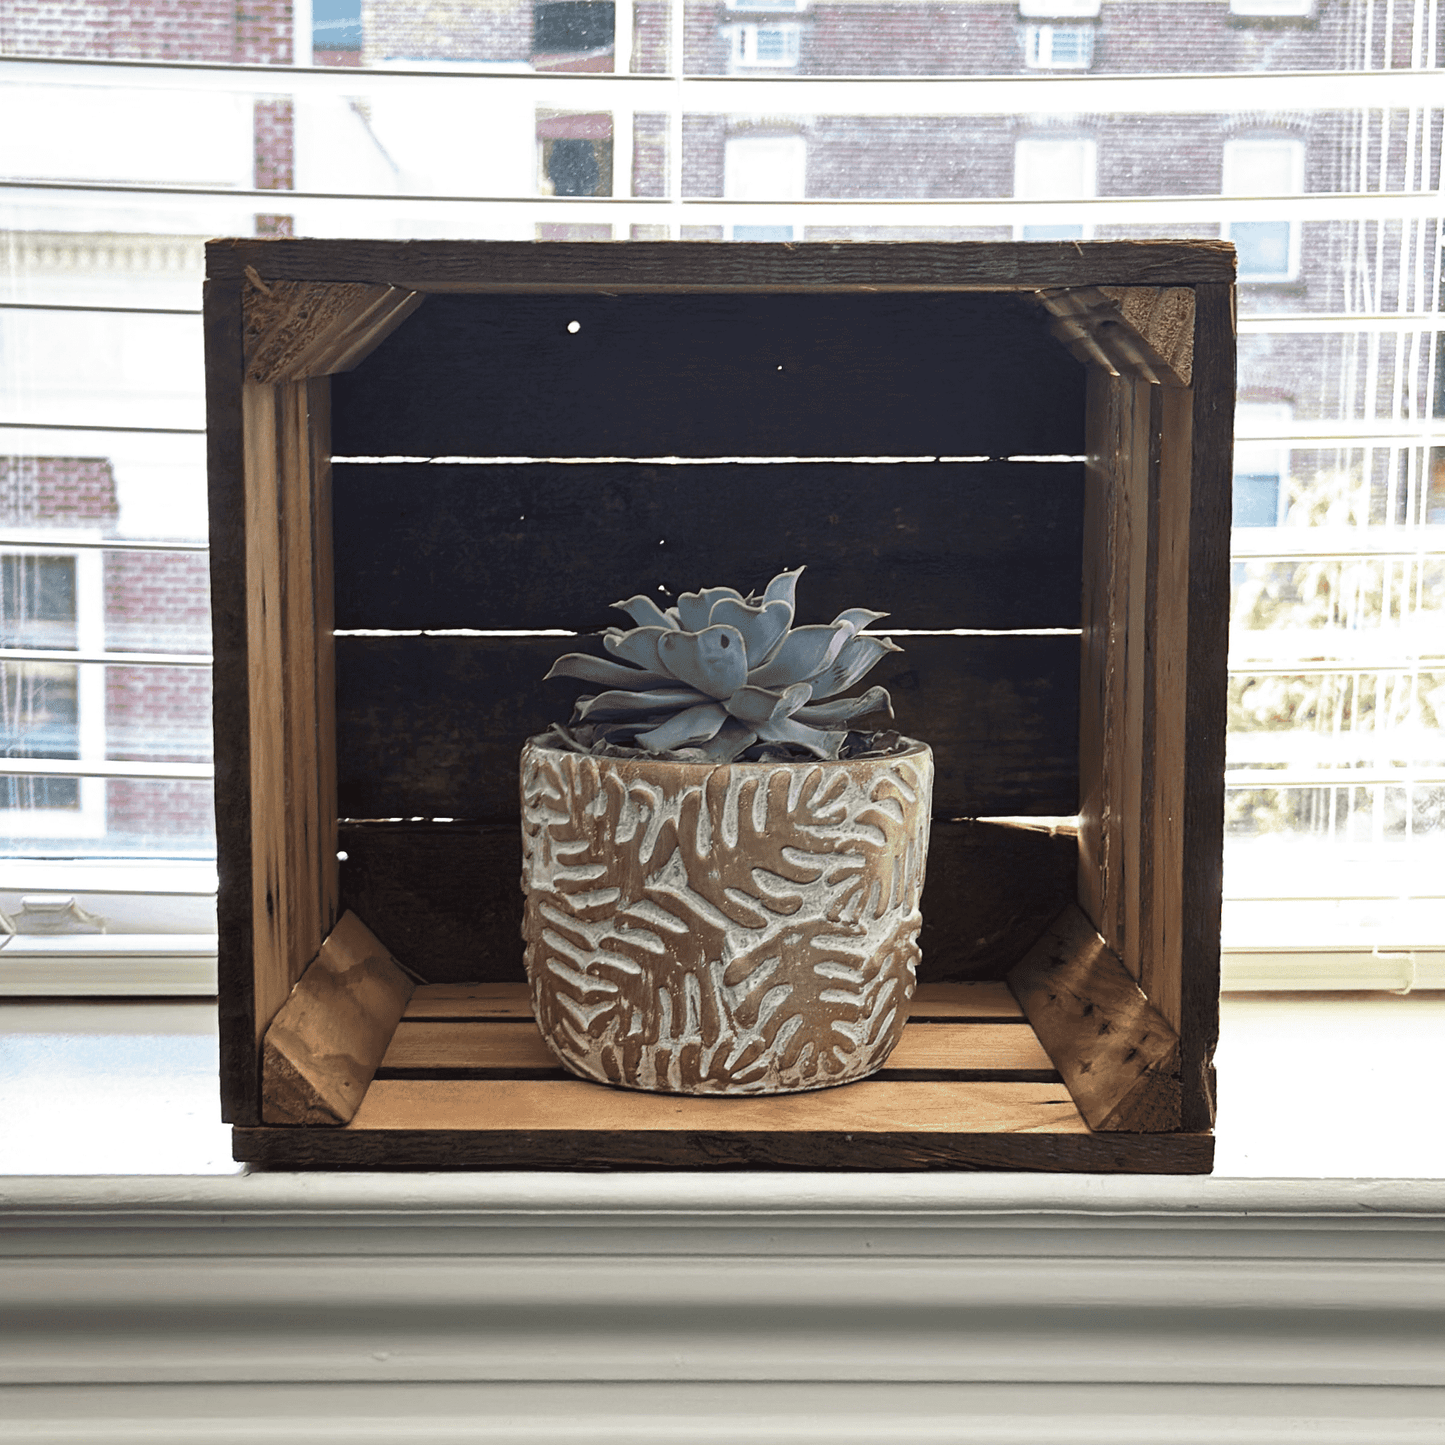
[1,0,1442,989]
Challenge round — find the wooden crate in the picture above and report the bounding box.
[206,239,1234,1172]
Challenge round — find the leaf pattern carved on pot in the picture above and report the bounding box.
[520,741,933,1094]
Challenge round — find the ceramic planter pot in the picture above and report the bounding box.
[520,737,933,1095]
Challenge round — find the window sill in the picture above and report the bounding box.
[1,1172,1442,1444]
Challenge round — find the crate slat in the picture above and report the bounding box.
[330,460,1084,634]
[206,237,1237,290]
[341,821,1077,988]
[331,291,1085,460]
[348,1077,1087,1134]
[378,1019,1054,1075]
[333,633,1080,821]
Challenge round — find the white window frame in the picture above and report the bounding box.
[724,21,802,69]
[1229,0,1314,15]
[1223,137,1305,282]
[725,0,807,11]
[0,535,106,842]
[1023,22,1096,69]
[1012,134,1097,240]
[1019,0,1100,14]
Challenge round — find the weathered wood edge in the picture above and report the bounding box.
[231,1125,1215,1173]
[206,239,1239,289]
[1039,287,1195,388]
[1178,282,1233,1132]
[261,910,416,1126]
[242,271,424,384]
[1005,904,1183,1134]
[205,274,257,1127]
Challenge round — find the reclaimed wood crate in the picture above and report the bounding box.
[206,239,1234,1171]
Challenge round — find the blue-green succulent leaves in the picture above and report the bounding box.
[544,567,901,762]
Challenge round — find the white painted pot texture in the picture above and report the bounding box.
[520,738,933,1095]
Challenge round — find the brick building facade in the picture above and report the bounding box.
[1,0,1441,858]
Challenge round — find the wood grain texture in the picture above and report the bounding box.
[1148,384,1191,1036]
[242,379,293,1093]
[337,819,1076,986]
[206,275,257,1126]
[242,271,422,384]
[1039,287,1195,388]
[207,238,1239,290]
[261,911,416,1125]
[308,377,340,936]
[232,1122,1214,1172]
[911,980,1025,1017]
[1077,371,1172,1009]
[1178,283,1233,1132]
[333,633,1080,822]
[241,378,339,1097]
[376,1020,1052,1075]
[397,978,1028,1020]
[1006,905,1181,1134]
[329,291,1085,459]
[405,982,537,1018]
[349,1076,1087,1132]
[1099,286,1196,386]
[330,460,1085,633]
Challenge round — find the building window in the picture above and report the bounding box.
[730,225,796,241]
[1014,135,1096,239]
[726,0,807,10]
[1232,402,1294,528]
[532,0,617,70]
[1024,23,1095,68]
[0,548,104,834]
[726,22,802,68]
[533,0,616,51]
[724,133,807,202]
[1223,138,1304,282]
[538,112,614,197]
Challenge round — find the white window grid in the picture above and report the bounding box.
[725,21,802,69]
[1024,22,1095,69]
[0,536,106,840]
[1230,0,1314,15]
[1,43,1443,988]
[1019,0,1100,16]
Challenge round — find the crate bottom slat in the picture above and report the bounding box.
[235,980,1212,1173]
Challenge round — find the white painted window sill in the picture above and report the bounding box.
[4,992,1444,1178]
[3,996,1444,1444]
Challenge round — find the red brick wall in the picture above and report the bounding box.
[0,458,119,527]
[1,0,291,60]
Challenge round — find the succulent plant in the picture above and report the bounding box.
[545,567,902,762]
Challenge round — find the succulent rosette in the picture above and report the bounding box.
[545,566,902,762]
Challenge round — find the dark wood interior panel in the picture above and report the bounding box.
[337,818,1075,986]
[332,633,1080,820]
[329,292,1086,459]
[330,460,1085,633]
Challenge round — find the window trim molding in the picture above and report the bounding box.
[0,1174,1440,1444]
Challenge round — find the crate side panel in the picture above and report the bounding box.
[331,461,1084,634]
[336,819,1076,986]
[332,634,1079,821]
[329,293,1085,460]
[206,276,257,1125]
[1179,284,1233,1132]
